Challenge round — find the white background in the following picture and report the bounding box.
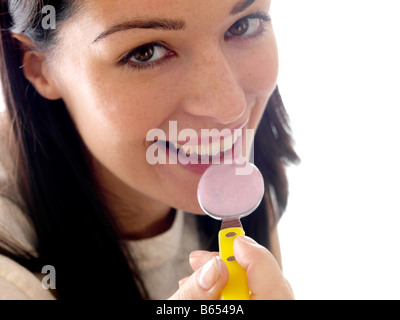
[1,0,399,300]
[272,0,400,299]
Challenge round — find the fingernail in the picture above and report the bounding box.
[189,250,208,260]
[237,235,257,245]
[197,257,222,291]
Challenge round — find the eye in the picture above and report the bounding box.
[120,42,176,71]
[229,18,251,36]
[128,43,170,64]
[227,18,262,37]
[225,13,270,40]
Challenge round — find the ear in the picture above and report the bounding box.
[12,34,62,101]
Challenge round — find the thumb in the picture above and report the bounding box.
[168,256,228,300]
[234,236,294,300]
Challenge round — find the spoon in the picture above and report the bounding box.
[197,162,264,300]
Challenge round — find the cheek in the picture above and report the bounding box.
[232,36,279,97]
[55,71,162,193]
[237,36,279,125]
[231,36,278,133]
[58,70,170,198]
[62,66,171,149]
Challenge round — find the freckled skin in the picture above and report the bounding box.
[46,0,278,236]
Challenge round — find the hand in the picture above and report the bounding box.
[168,235,294,300]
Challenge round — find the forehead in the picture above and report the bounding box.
[63,0,268,46]
[83,0,235,20]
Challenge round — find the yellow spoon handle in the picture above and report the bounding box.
[218,227,250,300]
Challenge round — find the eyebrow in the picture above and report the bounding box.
[231,0,256,15]
[92,18,186,43]
[92,0,256,44]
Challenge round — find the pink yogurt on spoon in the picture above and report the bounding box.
[197,163,265,220]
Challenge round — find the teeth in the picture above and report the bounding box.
[170,141,183,150]
[170,131,241,157]
[181,144,195,156]
[210,141,221,156]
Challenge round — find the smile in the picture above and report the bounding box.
[145,120,254,170]
[167,129,242,158]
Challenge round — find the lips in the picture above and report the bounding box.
[163,118,249,159]
[148,119,249,173]
[166,129,242,158]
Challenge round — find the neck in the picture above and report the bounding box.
[90,158,174,240]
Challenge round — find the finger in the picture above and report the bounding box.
[168,256,228,300]
[189,251,219,272]
[178,276,190,288]
[233,236,294,300]
[285,278,295,298]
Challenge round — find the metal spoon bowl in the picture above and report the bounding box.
[197,163,265,221]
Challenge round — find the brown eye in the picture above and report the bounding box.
[132,44,155,62]
[225,15,269,40]
[228,18,250,36]
[127,43,170,66]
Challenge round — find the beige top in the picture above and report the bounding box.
[127,210,200,299]
[0,113,200,300]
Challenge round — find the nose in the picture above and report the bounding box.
[179,46,247,125]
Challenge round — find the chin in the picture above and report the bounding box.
[174,200,206,215]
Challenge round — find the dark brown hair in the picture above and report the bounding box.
[0,0,299,299]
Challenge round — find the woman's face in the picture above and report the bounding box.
[49,0,278,215]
